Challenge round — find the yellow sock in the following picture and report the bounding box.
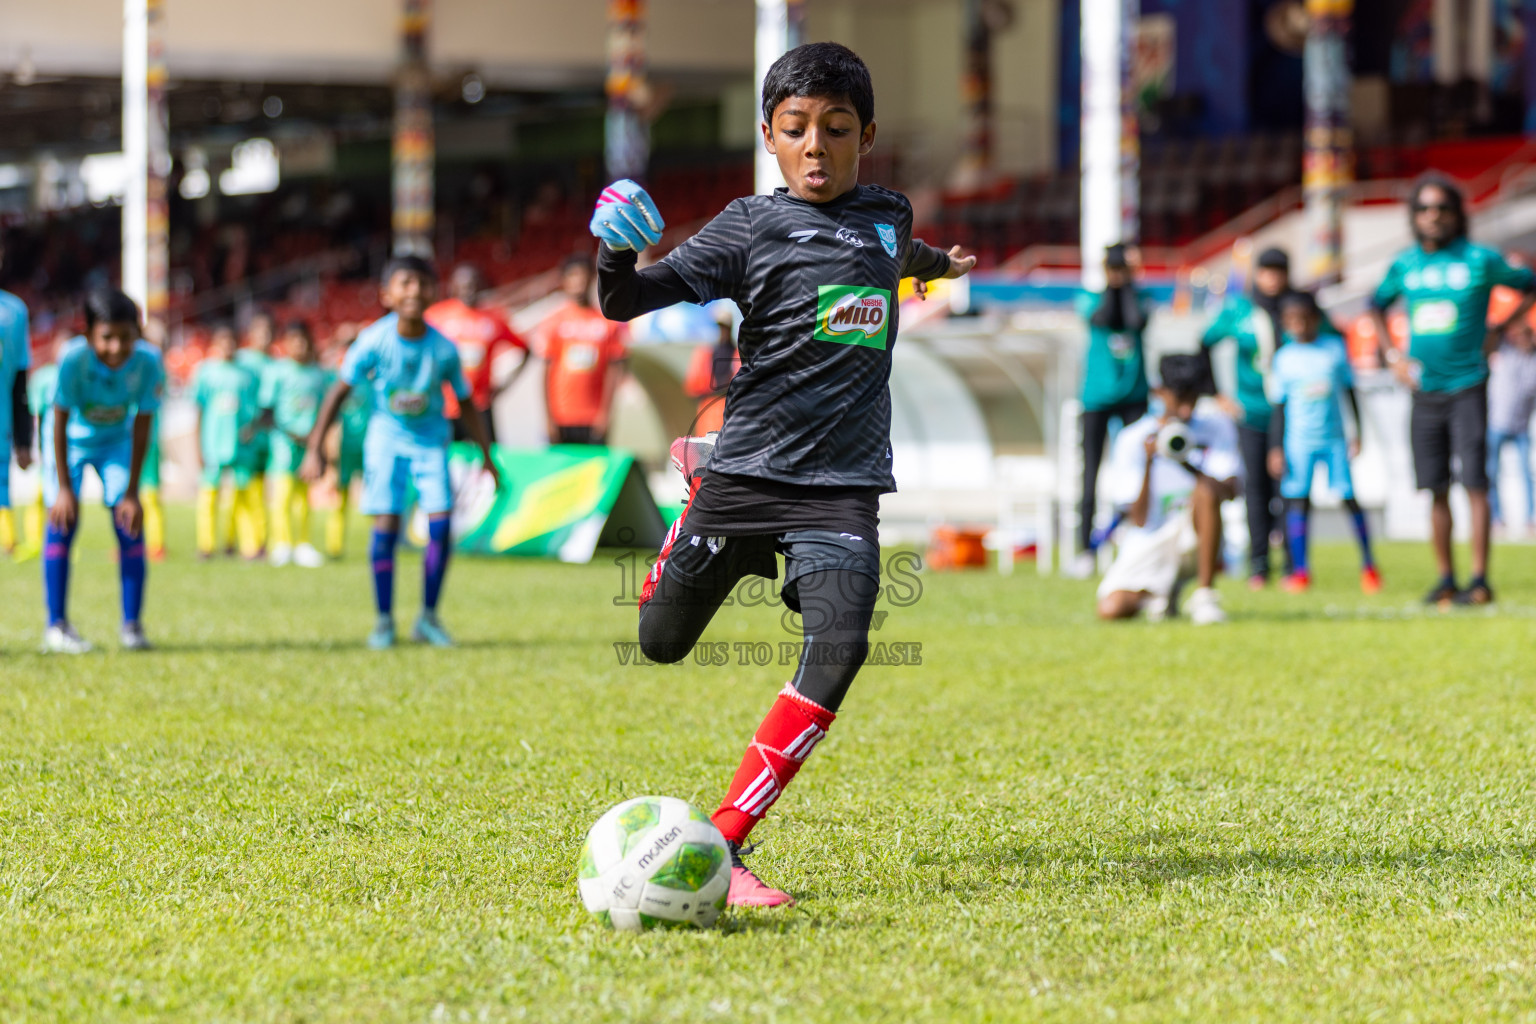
[327,486,350,558]
[222,481,239,552]
[234,483,258,558]
[0,507,14,553]
[197,485,219,555]
[248,475,268,550]
[293,479,312,546]
[269,474,295,549]
[25,491,44,551]
[142,486,165,556]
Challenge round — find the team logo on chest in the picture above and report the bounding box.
[815,285,893,350]
[875,223,898,258]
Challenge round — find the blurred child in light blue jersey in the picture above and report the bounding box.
[21,331,71,558]
[0,273,32,556]
[302,256,501,649]
[263,320,332,567]
[1267,291,1378,594]
[43,290,165,653]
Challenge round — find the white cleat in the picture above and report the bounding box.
[268,543,293,567]
[1187,586,1227,625]
[119,622,153,651]
[293,543,325,569]
[43,623,93,655]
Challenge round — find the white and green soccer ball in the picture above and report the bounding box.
[578,795,731,932]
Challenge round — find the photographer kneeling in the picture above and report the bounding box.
[1096,354,1243,624]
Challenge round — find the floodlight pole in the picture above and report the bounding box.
[392,0,434,257]
[1302,0,1353,287]
[122,0,169,336]
[1079,0,1138,292]
[755,0,805,195]
[955,0,994,189]
[605,0,651,182]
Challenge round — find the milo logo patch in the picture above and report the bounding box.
[388,390,429,416]
[814,285,892,350]
[83,403,127,426]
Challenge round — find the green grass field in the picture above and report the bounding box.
[6,507,1536,1022]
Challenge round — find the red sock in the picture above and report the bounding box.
[712,684,836,845]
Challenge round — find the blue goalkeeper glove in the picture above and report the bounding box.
[589,179,665,252]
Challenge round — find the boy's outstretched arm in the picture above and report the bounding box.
[300,380,351,482]
[1345,386,1363,456]
[116,412,152,537]
[49,408,76,531]
[456,404,502,492]
[1267,401,1288,480]
[911,243,977,299]
[11,370,31,467]
[588,179,702,321]
[598,248,702,321]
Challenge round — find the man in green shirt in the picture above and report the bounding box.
[1372,175,1536,605]
[1074,243,1151,573]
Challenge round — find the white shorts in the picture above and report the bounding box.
[1097,511,1197,601]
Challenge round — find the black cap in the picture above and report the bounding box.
[1104,243,1129,269]
[1256,247,1290,271]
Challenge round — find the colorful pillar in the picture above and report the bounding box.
[755,0,805,194]
[1080,0,1138,291]
[955,0,994,189]
[392,0,434,258]
[1303,0,1353,287]
[122,0,169,335]
[606,0,651,183]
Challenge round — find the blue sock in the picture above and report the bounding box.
[114,516,147,624]
[423,517,452,612]
[1286,508,1309,574]
[43,522,75,626]
[370,528,397,617]
[1349,508,1374,570]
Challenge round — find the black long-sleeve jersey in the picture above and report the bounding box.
[601,184,949,502]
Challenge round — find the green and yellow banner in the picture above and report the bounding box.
[407,444,667,561]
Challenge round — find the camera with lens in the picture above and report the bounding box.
[1156,421,1193,463]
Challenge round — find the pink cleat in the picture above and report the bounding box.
[726,844,796,908]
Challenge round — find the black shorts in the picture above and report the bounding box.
[554,425,603,445]
[664,528,881,613]
[1411,382,1489,493]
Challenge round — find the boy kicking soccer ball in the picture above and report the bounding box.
[592,42,975,907]
[301,256,501,649]
[42,290,165,653]
[1266,291,1379,593]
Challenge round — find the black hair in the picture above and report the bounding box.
[285,319,313,340]
[82,289,140,332]
[381,253,436,286]
[1158,353,1212,398]
[561,253,593,274]
[1104,243,1129,269]
[1409,172,1468,243]
[761,42,875,130]
[1256,247,1290,271]
[1279,290,1321,317]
